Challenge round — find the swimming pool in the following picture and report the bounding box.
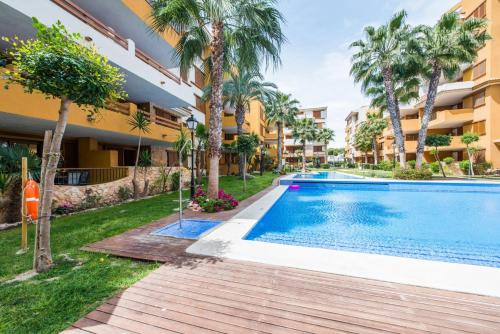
[245,182,500,268]
[293,171,360,179]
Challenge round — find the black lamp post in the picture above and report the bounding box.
[186,115,198,198]
[259,143,265,176]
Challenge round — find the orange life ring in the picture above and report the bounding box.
[24,179,40,221]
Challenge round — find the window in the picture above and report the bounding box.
[406,134,418,141]
[224,133,235,141]
[193,66,205,88]
[472,120,486,135]
[472,60,486,79]
[180,69,188,82]
[194,94,206,113]
[313,146,323,152]
[313,110,322,118]
[473,91,486,108]
[468,2,486,19]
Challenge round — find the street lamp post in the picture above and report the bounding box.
[186,115,198,199]
[260,144,265,176]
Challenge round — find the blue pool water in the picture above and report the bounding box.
[293,172,360,179]
[245,183,500,267]
[153,219,222,239]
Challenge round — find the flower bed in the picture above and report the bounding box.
[191,186,238,213]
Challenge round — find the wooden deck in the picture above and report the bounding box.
[63,258,500,334]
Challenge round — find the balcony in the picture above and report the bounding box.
[415,81,473,108]
[428,108,473,129]
[401,118,420,133]
[55,167,129,185]
[222,115,250,134]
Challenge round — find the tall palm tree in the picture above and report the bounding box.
[194,123,208,185]
[317,128,335,162]
[204,69,276,176]
[350,11,416,167]
[291,118,318,173]
[264,92,300,172]
[150,0,285,198]
[129,110,151,199]
[414,12,489,168]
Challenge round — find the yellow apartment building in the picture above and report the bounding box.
[0,0,208,183]
[346,0,500,169]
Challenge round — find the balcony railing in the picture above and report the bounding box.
[135,48,181,84]
[105,100,132,115]
[55,167,129,186]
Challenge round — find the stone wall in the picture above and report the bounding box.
[52,166,190,209]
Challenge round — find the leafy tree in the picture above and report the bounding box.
[2,19,125,272]
[461,132,480,176]
[236,133,259,190]
[354,122,373,163]
[128,110,151,199]
[425,134,451,177]
[174,128,193,168]
[204,69,276,176]
[150,0,285,198]
[194,123,208,185]
[139,150,152,196]
[365,113,387,164]
[264,92,300,172]
[292,118,318,173]
[414,13,489,168]
[350,11,417,167]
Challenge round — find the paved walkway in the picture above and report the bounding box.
[67,180,500,333]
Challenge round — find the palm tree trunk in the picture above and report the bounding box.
[372,137,379,165]
[416,64,442,169]
[276,122,283,172]
[207,21,224,198]
[132,134,142,199]
[235,105,245,176]
[382,67,406,167]
[35,97,72,273]
[302,142,306,173]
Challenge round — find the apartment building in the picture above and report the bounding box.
[344,106,370,163]
[284,106,328,165]
[347,0,500,169]
[0,0,207,183]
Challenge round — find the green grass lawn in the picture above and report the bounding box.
[336,168,394,178]
[0,172,278,334]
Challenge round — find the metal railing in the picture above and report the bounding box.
[55,167,129,186]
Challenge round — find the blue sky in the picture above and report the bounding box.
[264,0,458,147]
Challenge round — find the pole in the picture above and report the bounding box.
[178,148,183,229]
[20,157,28,251]
[260,148,264,176]
[190,130,195,198]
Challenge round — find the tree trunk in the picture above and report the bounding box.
[276,122,283,172]
[35,98,72,273]
[227,152,231,175]
[207,21,224,198]
[372,137,379,165]
[132,134,142,199]
[302,142,306,173]
[235,104,245,176]
[382,67,406,167]
[434,150,446,178]
[416,64,442,169]
[196,147,202,185]
[467,146,475,176]
[243,153,247,191]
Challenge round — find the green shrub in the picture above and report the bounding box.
[459,160,470,172]
[407,160,416,169]
[429,161,440,173]
[320,163,330,169]
[170,171,180,191]
[393,167,433,180]
[333,162,343,167]
[117,185,132,201]
[459,160,492,175]
[377,160,393,171]
[306,163,314,168]
[443,157,454,165]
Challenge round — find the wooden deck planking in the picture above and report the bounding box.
[69,259,500,334]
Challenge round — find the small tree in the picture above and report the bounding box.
[221,142,237,176]
[2,19,125,272]
[139,150,152,197]
[236,134,259,191]
[194,123,208,185]
[461,132,480,176]
[174,129,192,168]
[425,134,451,177]
[292,118,318,173]
[128,111,151,199]
[354,123,373,164]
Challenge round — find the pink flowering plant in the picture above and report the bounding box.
[192,186,238,213]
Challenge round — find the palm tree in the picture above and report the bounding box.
[221,142,237,175]
[350,11,416,167]
[317,128,335,162]
[414,12,489,168]
[204,69,276,176]
[150,0,285,198]
[291,118,318,173]
[264,92,300,172]
[128,111,151,199]
[174,128,192,168]
[364,113,387,165]
[194,123,208,185]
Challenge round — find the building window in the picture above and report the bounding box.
[193,66,205,88]
[468,2,486,19]
[224,133,235,141]
[473,91,486,108]
[471,120,486,135]
[313,110,322,118]
[472,60,486,79]
[194,94,206,113]
[180,69,188,82]
[313,146,323,152]
[406,134,418,141]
